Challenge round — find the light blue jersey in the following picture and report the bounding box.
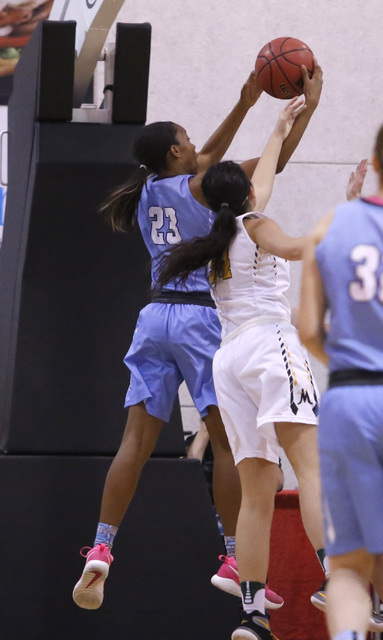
[137,174,214,292]
[124,173,221,420]
[316,198,383,372]
[316,196,383,556]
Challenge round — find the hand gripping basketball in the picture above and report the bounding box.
[255,37,314,99]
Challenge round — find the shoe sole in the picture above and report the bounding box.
[232,628,266,640]
[211,576,284,609]
[211,574,242,598]
[72,559,110,610]
[310,595,326,612]
[369,617,383,633]
[311,595,383,633]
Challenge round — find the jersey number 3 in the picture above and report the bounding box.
[349,244,383,303]
[149,206,181,245]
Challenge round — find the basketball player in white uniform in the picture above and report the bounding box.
[158,96,327,640]
[157,97,370,640]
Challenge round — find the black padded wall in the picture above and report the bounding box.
[0,21,76,440]
[1,120,184,455]
[5,124,142,452]
[0,20,184,455]
[0,456,237,640]
[0,18,232,640]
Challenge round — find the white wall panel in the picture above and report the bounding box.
[110,0,383,163]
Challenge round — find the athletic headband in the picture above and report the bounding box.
[140,164,147,170]
[220,202,229,207]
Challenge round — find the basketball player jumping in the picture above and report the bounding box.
[72,60,323,617]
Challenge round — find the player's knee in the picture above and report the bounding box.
[120,428,156,463]
[330,549,373,578]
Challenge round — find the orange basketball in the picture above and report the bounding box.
[255,37,314,99]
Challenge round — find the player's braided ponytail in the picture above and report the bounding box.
[157,161,251,286]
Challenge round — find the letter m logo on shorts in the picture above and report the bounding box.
[297,389,313,405]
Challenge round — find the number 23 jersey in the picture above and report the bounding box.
[137,174,214,292]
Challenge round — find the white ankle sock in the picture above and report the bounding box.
[333,631,364,640]
[241,581,266,615]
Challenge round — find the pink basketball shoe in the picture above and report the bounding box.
[72,543,114,610]
[211,555,284,610]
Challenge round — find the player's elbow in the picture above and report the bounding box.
[298,324,327,363]
[285,243,304,261]
[298,326,316,350]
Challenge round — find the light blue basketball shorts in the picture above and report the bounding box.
[124,302,221,422]
[319,384,383,556]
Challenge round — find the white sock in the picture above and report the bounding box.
[324,554,330,577]
[241,581,266,615]
[333,632,364,640]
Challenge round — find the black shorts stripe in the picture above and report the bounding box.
[277,326,298,415]
[151,289,216,308]
[329,368,383,388]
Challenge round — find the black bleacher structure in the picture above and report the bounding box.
[0,20,238,639]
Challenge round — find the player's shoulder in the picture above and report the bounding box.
[242,211,266,224]
[310,209,335,245]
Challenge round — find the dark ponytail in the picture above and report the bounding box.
[99,121,178,232]
[157,161,251,286]
[99,165,148,231]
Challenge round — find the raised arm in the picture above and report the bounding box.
[244,216,307,261]
[346,158,368,200]
[250,95,307,212]
[196,70,263,172]
[240,57,323,180]
[276,57,323,172]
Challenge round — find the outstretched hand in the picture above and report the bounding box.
[240,69,263,108]
[275,95,307,140]
[346,158,368,200]
[301,56,323,110]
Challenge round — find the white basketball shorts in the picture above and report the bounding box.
[212,321,319,465]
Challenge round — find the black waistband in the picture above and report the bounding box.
[329,368,383,388]
[151,289,216,308]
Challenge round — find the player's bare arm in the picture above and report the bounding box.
[276,57,323,173]
[346,158,368,201]
[298,211,334,364]
[244,216,307,261]
[251,96,306,212]
[196,70,263,172]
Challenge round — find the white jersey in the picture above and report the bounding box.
[211,212,291,342]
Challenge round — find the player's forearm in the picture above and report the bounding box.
[300,332,328,365]
[197,99,253,170]
[276,104,317,172]
[298,242,328,362]
[250,131,284,211]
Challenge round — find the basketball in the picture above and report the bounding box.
[255,37,314,100]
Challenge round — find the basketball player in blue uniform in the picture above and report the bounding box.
[72,61,323,612]
[299,126,383,640]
